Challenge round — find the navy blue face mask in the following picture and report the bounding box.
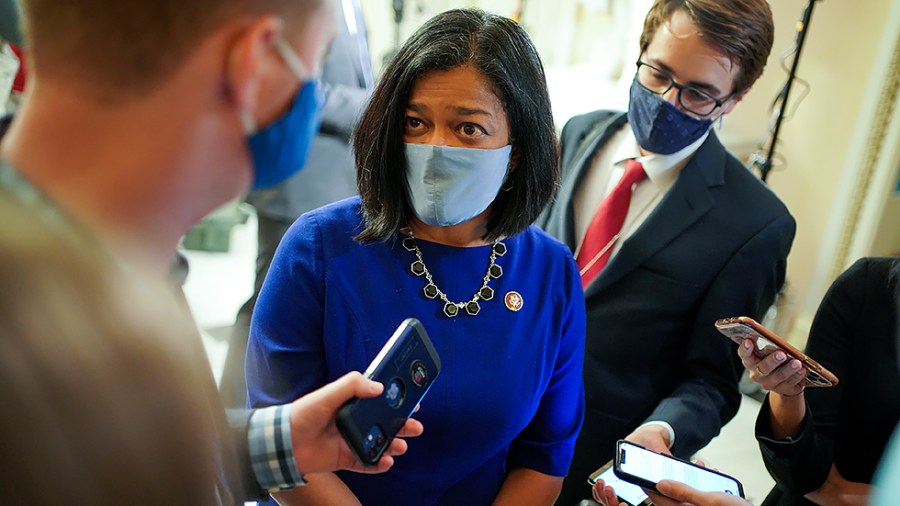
[627,77,713,155]
[244,37,324,190]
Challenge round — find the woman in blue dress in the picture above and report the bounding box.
[246,8,586,505]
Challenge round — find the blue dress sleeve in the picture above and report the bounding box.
[506,251,586,476]
[245,214,328,408]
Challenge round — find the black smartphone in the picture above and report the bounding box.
[613,440,744,497]
[588,459,651,506]
[336,318,441,466]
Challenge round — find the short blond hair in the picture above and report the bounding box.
[20,0,323,97]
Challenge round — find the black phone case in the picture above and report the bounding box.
[613,440,745,498]
[336,318,441,466]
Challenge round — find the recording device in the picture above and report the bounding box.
[588,459,651,506]
[614,440,744,497]
[715,316,838,387]
[336,318,441,466]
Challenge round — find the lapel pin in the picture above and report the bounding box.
[504,291,524,312]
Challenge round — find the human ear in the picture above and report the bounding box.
[224,16,284,127]
[720,86,751,116]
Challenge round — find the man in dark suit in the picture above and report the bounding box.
[220,0,373,409]
[538,1,796,504]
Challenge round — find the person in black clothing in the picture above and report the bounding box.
[739,257,900,505]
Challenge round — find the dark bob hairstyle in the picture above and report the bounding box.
[353,8,559,242]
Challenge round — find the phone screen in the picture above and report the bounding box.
[591,465,648,505]
[618,443,742,496]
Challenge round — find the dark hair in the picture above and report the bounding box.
[353,8,559,242]
[640,0,774,94]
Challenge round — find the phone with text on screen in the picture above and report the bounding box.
[336,318,441,466]
[614,440,744,497]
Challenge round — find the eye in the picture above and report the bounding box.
[458,122,487,138]
[405,117,423,129]
[682,88,713,105]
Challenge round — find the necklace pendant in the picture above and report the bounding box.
[465,300,480,316]
[402,237,417,252]
[443,302,460,318]
[479,286,494,301]
[493,242,507,256]
[411,260,426,276]
[423,283,439,299]
[488,264,503,279]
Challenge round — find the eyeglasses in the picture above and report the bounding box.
[635,60,732,117]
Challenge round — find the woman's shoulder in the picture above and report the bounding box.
[284,196,364,242]
[834,257,898,297]
[515,225,576,261]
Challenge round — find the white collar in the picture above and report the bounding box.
[612,126,709,189]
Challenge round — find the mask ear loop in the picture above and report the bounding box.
[240,35,310,136]
[500,168,514,192]
[274,36,312,82]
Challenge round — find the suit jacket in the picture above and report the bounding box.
[246,2,370,221]
[539,110,796,503]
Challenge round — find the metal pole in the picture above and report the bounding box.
[755,0,820,183]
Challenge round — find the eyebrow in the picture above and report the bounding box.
[406,103,495,118]
[649,59,723,97]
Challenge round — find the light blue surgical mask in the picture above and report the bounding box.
[242,36,324,190]
[404,143,512,227]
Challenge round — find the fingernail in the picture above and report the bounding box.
[743,341,752,350]
[775,352,786,361]
[791,360,802,370]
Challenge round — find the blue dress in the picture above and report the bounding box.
[246,197,586,505]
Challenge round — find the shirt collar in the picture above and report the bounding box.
[612,126,709,189]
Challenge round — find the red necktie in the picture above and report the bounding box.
[576,159,647,288]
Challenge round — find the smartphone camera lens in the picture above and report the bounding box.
[385,377,406,408]
[363,425,386,460]
[410,360,428,387]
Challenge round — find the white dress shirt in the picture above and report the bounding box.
[573,124,709,263]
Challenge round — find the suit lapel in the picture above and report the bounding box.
[556,114,628,249]
[584,133,727,297]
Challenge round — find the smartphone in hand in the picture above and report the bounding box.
[588,459,651,506]
[613,440,744,497]
[336,318,441,466]
[714,316,838,387]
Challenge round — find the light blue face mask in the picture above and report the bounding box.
[243,36,324,190]
[404,143,512,227]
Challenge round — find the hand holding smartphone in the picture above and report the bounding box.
[613,440,744,497]
[715,316,838,387]
[588,459,651,506]
[336,318,441,466]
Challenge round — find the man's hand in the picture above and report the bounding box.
[591,477,629,506]
[625,425,672,455]
[647,480,752,506]
[591,427,671,505]
[288,371,424,476]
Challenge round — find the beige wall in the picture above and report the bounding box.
[719,0,895,342]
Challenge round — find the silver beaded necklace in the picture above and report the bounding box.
[401,228,506,318]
